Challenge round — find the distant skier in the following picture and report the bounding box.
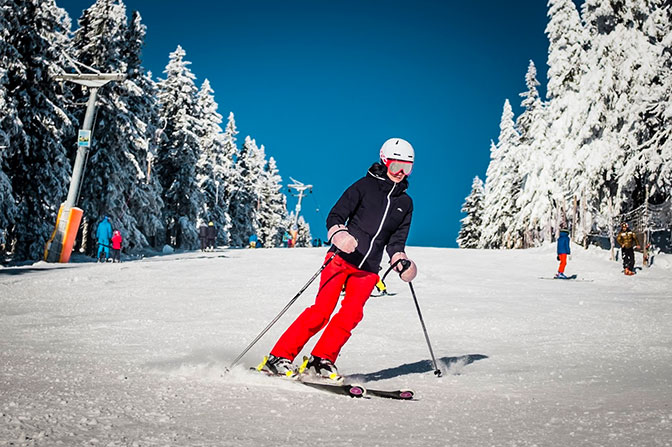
[616,222,640,275]
[248,233,258,249]
[198,222,208,251]
[282,231,292,248]
[555,228,571,279]
[206,222,216,251]
[258,138,418,380]
[96,216,113,262]
[111,229,123,263]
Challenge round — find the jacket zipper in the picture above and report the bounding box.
[358,182,396,269]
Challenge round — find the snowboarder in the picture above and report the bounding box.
[198,222,208,251]
[616,222,640,275]
[258,138,418,380]
[206,222,216,251]
[111,229,123,263]
[555,228,571,279]
[96,216,113,262]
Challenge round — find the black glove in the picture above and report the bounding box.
[557,255,560,261]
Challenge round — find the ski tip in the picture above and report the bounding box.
[398,390,415,400]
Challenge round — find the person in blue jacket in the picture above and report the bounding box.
[555,227,571,279]
[96,216,113,262]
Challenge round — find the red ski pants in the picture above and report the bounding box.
[558,253,567,273]
[271,253,378,363]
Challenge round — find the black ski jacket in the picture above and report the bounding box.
[326,163,413,274]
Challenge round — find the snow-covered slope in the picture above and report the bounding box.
[1,246,670,446]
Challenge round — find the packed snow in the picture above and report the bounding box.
[1,246,671,446]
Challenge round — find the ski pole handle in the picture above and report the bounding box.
[381,258,411,283]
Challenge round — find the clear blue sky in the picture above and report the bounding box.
[58,0,566,248]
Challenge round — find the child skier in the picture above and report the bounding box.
[555,228,571,279]
[111,229,123,263]
[259,138,418,380]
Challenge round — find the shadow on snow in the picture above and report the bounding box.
[349,354,488,382]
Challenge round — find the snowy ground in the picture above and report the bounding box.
[1,245,671,446]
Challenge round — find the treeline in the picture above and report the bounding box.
[0,0,310,261]
[458,0,672,249]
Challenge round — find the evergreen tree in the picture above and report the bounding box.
[0,9,17,231]
[471,0,672,249]
[72,0,164,254]
[216,112,240,245]
[257,156,287,247]
[122,11,165,248]
[228,136,265,247]
[155,45,203,249]
[516,60,543,143]
[195,79,231,242]
[0,0,75,260]
[621,1,672,202]
[479,100,521,249]
[457,176,484,248]
[512,60,556,247]
[294,215,312,247]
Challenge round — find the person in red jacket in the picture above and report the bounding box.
[111,229,123,263]
[258,138,418,381]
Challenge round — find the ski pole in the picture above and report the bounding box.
[400,259,442,377]
[375,258,406,295]
[228,250,339,370]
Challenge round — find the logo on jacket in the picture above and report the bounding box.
[397,207,403,212]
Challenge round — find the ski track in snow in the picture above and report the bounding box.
[1,246,671,446]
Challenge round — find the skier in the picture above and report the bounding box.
[198,222,208,251]
[111,229,123,263]
[555,227,571,279]
[258,138,418,380]
[206,221,216,251]
[616,222,640,275]
[96,216,113,262]
[249,233,258,249]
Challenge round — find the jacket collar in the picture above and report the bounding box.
[367,162,408,194]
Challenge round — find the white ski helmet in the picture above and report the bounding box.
[380,138,414,164]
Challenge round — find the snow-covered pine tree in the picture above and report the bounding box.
[294,215,312,247]
[155,45,203,249]
[216,112,240,245]
[546,0,587,100]
[0,0,75,260]
[512,60,557,247]
[72,0,164,255]
[479,100,522,249]
[195,79,232,244]
[543,0,588,241]
[576,0,660,218]
[457,176,484,248]
[122,11,165,248]
[257,156,287,247]
[0,9,17,232]
[621,1,672,204]
[228,136,265,247]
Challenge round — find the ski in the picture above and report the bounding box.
[299,379,367,398]
[250,365,414,400]
[538,276,593,282]
[365,388,415,400]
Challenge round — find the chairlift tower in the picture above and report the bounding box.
[287,177,312,231]
[44,66,125,263]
